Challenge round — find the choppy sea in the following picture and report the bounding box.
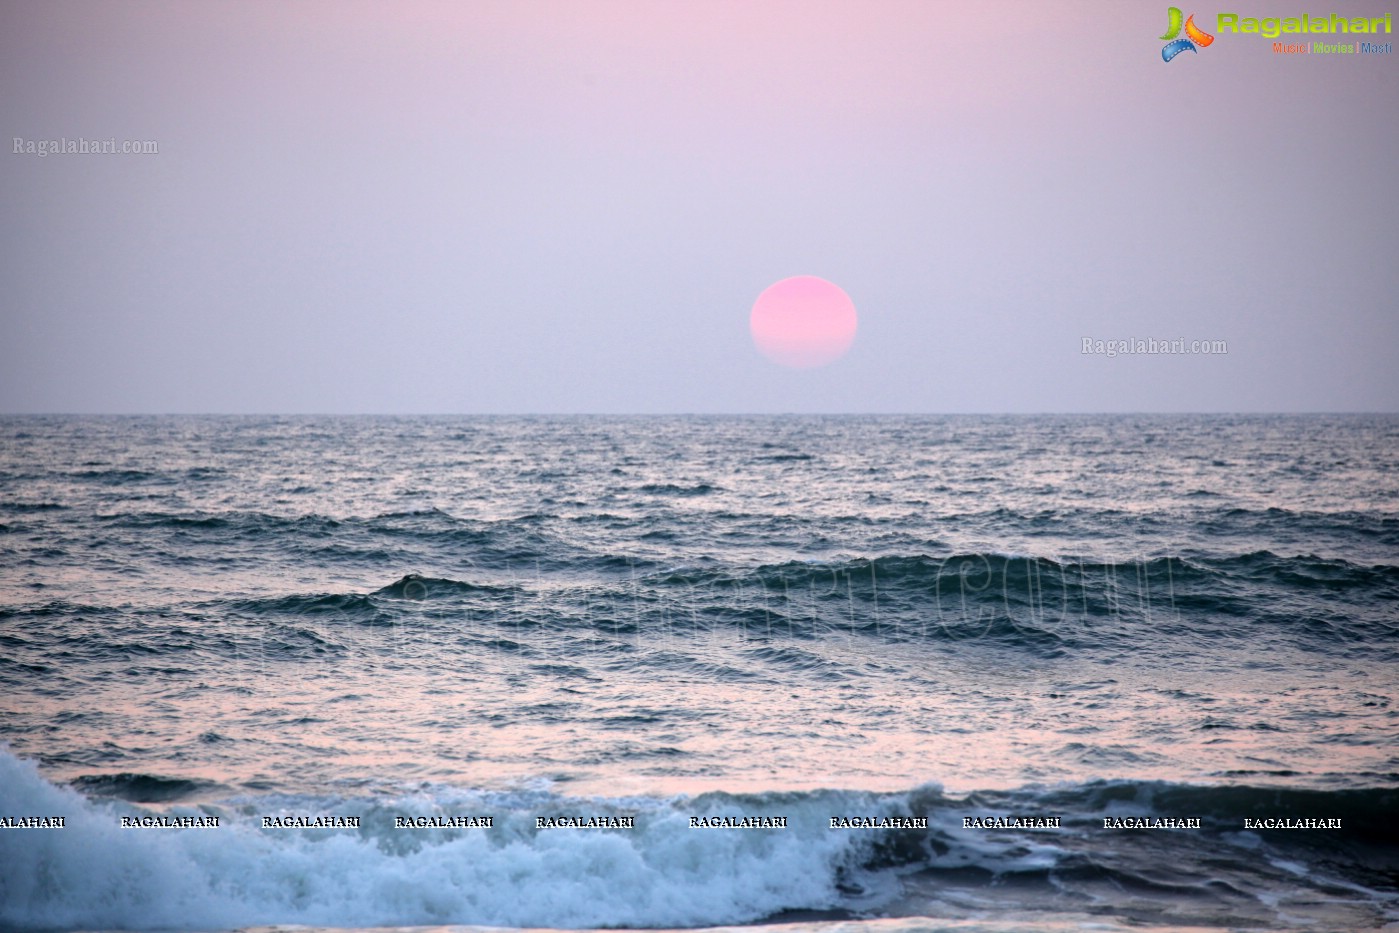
[1,414,1396,932]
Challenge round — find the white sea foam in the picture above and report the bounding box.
[0,749,895,931]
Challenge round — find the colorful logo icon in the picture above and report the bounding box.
[1161,7,1215,60]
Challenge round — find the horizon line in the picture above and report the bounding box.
[3,410,1397,418]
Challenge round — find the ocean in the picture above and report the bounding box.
[0,414,1396,932]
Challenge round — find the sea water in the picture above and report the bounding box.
[1,414,1396,931]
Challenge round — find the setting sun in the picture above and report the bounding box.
[749,275,858,369]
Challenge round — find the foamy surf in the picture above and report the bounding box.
[3,748,1396,931]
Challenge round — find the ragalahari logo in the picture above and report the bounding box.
[1161,7,1215,60]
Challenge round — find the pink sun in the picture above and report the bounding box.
[749,275,858,369]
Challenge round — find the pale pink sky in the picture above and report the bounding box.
[2,0,1396,412]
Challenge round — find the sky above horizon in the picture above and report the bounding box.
[2,0,1397,414]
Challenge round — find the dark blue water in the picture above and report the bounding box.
[1,415,1397,931]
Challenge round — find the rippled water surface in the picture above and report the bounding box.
[1,415,1396,931]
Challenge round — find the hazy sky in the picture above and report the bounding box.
[3,0,1396,413]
